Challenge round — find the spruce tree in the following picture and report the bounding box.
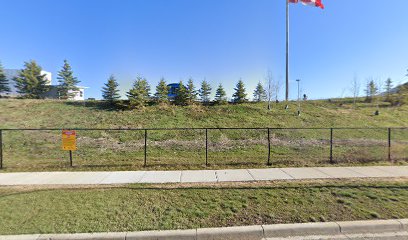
[253,82,266,102]
[365,80,378,103]
[174,81,189,106]
[232,79,247,103]
[199,79,212,104]
[155,77,169,103]
[127,76,151,108]
[102,75,120,103]
[186,78,198,104]
[14,60,49,99]
[214,83,227,104]
[57,60,80,99]
[384,78,393,101]
[0,62,11,97]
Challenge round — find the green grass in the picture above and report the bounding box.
[2,99,408,129]
[1,180,408,235]
[1,99,408,171]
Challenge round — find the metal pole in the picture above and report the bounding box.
[388,128,391,162]
[285,0,290,103]
[296,79,300,116]
[267,128,271,166]
[205,129,208,166]
[0,130,3,169]
[144,129,147,167]
[69,150,73,167]
[330,128,333,164]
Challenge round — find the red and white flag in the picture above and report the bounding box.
[289,0,324,9]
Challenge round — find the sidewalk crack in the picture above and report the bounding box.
[280,168,295,179]
[395,219,405,230]
[313,167,333,178]
[261,225,265,238]
[246,169,256,181]
[137,171,148,183]
[98,172,113,184]
[335,221,342,233]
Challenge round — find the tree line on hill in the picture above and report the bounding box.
[101,71,408,109]
[0,59,274,108]
[0,60,80,99]
[351,76,408,107]
[101,74,274,108]
[1,59,408,109]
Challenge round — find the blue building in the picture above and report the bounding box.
[167,83,180,100]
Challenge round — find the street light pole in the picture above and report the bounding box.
[296,79,300,116]
[285,0,290,109]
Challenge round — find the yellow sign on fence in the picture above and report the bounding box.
[62,130,77,151]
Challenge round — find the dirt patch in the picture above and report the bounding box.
[76,135,404,151]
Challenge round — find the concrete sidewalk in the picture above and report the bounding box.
[0,166,407,185]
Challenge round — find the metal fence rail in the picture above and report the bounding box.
[0,127,407,170]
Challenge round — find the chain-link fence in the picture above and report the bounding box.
[0,127,406,171]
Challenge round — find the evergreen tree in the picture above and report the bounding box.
[174,81,189,106]
[365,80,378,103]
[0,62,10,96]
[102,75,120,103]
[214,83,227,104]
[232,79,247,103]
[199,79,212,104]
[395,83,408,106]
[186,78,198,104]
[155,77,169,103]
[14,60,49,99]
[384,78,393,101]
[253,82,266,102]
[127,76,151,108]
[57,60,80,99]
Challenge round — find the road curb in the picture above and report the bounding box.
[336,219,403,234]
[126,229,196,240]
[262,222,341,238]
[397,219,408,231]
[197,225,263,240]
[37,232,126,240]
[1,219,407,240]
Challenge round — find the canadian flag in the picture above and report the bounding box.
[289,0,324,9]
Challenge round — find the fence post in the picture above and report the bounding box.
[144,129,147,167]
[0,130,3,169]
[330,128,334,164]
[69,150,73,167]
[388,128,391,162]
[205,129,208,166]
[267,128,271,166]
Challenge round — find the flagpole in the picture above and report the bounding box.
[285,0,289,105]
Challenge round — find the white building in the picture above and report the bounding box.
[68,86,88,101]
[4,69,87,100]
[41,71,52,85]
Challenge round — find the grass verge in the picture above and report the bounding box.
[1,179,408,235]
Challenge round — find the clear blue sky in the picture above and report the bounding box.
[1,0,407,100]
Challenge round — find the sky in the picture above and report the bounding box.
[1,0,407,100]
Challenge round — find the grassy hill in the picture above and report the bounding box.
[0,98,407,171]
[2,98,408,129]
